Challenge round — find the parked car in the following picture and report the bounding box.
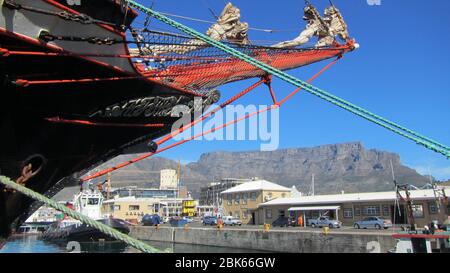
[183,216,194,223]
[271,217,292,227]
[223,216,242,226]
[308,216,341,228]
[353,217,392,230]
[202,216,218,226]
[162,217,170,224]
[141,214,161,226]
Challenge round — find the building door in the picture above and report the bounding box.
[391,205,406,224]
[251,212,256,225]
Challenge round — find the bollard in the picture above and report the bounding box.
[322,226,330,235]
[156,224,160,230]
[184,224,189,230]
[264,223,271,233]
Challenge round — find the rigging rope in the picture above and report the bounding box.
[125,0,450,159]
[0,175,163,253]
[157,11,284,33]
[81,56,339,182]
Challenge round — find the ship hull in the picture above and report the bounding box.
[42,218,130,242]
[0,0,218,239]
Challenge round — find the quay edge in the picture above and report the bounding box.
[130,226,397,253]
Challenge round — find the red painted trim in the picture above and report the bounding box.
[392,234,450,239]
[45,117,165,128]
[43,0,123,35]
[0,28,205,97]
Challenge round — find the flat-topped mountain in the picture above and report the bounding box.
[54,142,429,200]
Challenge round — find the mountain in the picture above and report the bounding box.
[53,142,429,200]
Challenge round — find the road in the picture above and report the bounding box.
[156,221,403,236]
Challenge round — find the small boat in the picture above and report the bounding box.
[42,188,129,242]
[15,223,50,235]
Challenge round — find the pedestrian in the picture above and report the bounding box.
[298,214,304,227]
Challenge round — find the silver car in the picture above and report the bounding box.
[354,217,392,230]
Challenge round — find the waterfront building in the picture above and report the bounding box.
[160,169,179,190]
[256,187,450,228]
[196,205,215,217]
[111,187,178,199]
[25,205,63,223]
[199,178,251,206]
[220,179,291,224]
[103,196,197,223]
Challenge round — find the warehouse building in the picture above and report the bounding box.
[221,179,291,224]
[256,187,449,228]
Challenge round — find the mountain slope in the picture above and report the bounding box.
[54,142,428,200]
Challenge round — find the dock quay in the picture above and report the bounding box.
[130,226,397,253]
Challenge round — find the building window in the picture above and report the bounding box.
[242,211,248,219]
[383,206,390,217]
[265,209,272,219]
[354,206,361,216]
[429,203,438,214]
[234,194,240,205]
[412,204,424,218]
[113,205,121,212]
[235,211,240,218]
[250,192,257,200]
[278,209,285,218]
[242,193,248,205]
[227,194,232,206]
[281,193,286,198]
[129,205,140,211]
[344,209,353,219]
[363,205,380,216]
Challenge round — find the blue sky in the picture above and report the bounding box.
[134,0,450,180]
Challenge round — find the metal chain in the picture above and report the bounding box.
[124,0,450,159]
[2,0,119,27]
[39,30,119,45]
[0,175,163,253]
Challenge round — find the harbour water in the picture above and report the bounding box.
[0,235,267,253]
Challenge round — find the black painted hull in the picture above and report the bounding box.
[42,218,130,242]
[0,1,218,239]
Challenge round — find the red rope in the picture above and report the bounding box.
[278,58,339,106]
[45,117,165,128]
[0,48,230,61]
[80,58,340,182]
[155,79,266,146]
[81,79,265,182]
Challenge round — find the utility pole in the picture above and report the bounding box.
[311,173,315,196]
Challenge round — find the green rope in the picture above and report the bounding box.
[125,0,450,159]
[0,175,163,253]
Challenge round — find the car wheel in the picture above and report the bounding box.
[384,227,389,230]
[375,224,382,230]
[354,224,360,229]
[329,224,334,229]
[311,224,316,228]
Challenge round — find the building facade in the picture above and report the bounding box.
[221,179,291,224]
[111,187,178,199]
[199,178,251,206]
[160,169,178,190]
[256,188,450,228]
[103,197,197,223]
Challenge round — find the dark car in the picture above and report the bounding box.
[271,217,291,227]
[141,214,161,226]
[202,216,218,226]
